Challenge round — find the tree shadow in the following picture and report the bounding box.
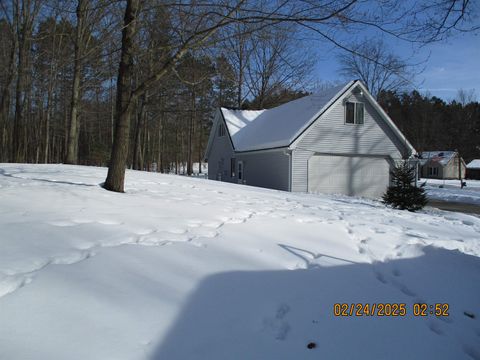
[150,246,480,360]
[0,168,98,187]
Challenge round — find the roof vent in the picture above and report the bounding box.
[352,86,363,96]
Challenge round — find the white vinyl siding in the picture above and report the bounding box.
[207,115,235,182]
[308,155,390,198]
[294,93,405,157]
[236,149,290,191]
[290,92,405,196]
[207,84,411,198]
[291,149,314,192]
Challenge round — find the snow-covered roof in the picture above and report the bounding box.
[419,151,456,166]
[221,82,353,152]
[467,159,480,169]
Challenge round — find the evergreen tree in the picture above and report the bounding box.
[382,161,427,211]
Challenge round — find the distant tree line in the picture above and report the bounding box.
[0,1,315,175]
[0,0,478,192]
[378,90,480,162]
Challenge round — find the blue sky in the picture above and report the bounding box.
[315,30,480,102]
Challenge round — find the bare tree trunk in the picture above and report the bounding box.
[65,0,86,164]
[198,117,202,174]
[187,86,195,176]
[13,31,27,162]
[44,37,59,163]
[159,114,164,173]
[132,95,146,170]
[0,33,17,161]
[44,89,53,163]
[104,0,139,192]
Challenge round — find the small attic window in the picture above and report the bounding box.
[218,123,226,137]
[345,102,364,125]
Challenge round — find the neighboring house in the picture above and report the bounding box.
[466,159,480,180]
[204,80,415,198]
[419,151,466,179]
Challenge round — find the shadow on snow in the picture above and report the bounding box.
[150,246,480,360]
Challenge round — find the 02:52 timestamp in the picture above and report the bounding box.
[413,303,449,317]
[333,303,449,317]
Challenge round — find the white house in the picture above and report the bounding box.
[419,151,466,179]
[204,80,415,198]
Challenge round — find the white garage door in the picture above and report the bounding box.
[308,155,390,198]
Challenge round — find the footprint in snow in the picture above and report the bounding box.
[189,227,218,239]
[427,320,444,335]
[96,219,123,226]
[404,230,431,239]
[463,345,480,360]
[437,314,453,324]
[262,304,291,341]
[374,270,388,284]
[141,231,191,244]
[295,216,317,224]
[394,282,416,297]
[47,220,78,227]
[357,238,369,255]
[133,228,156,236]
[202,221,224,229]
[71,218,94,224]
[0,275,33,298]
[392,268,401,277]
[138,235,173,246]
[187,219,203,227]
[50,250,94,265]
[166,228,188,234]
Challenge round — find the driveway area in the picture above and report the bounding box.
[427,199,480,216]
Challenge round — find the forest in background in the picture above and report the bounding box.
[379,90,479,163]
[0,0,478,176]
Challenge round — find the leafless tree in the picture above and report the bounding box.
[338,39,419,98]
[457,88,477,106]
[0,0,477,191]
[104,0,479,192]
[245,24,314,108]
[65,0,116,164]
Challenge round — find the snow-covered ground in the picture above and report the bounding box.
[422,178,480,205]
[1,164,479,360]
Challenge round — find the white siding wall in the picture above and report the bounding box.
[236,149,290,191]
[291,93,408,192]
[291,149,313,192]
[207,118,235,183]
[443,158,466,179]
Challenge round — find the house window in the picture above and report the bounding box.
[230,158,236,177]
[428,167,438,176]
[218,123,226,137]
[345,102,364,125]
[238,161,243,181]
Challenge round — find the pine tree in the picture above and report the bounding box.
[382,161,427,211]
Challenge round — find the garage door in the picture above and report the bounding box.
[308,155,390,198]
